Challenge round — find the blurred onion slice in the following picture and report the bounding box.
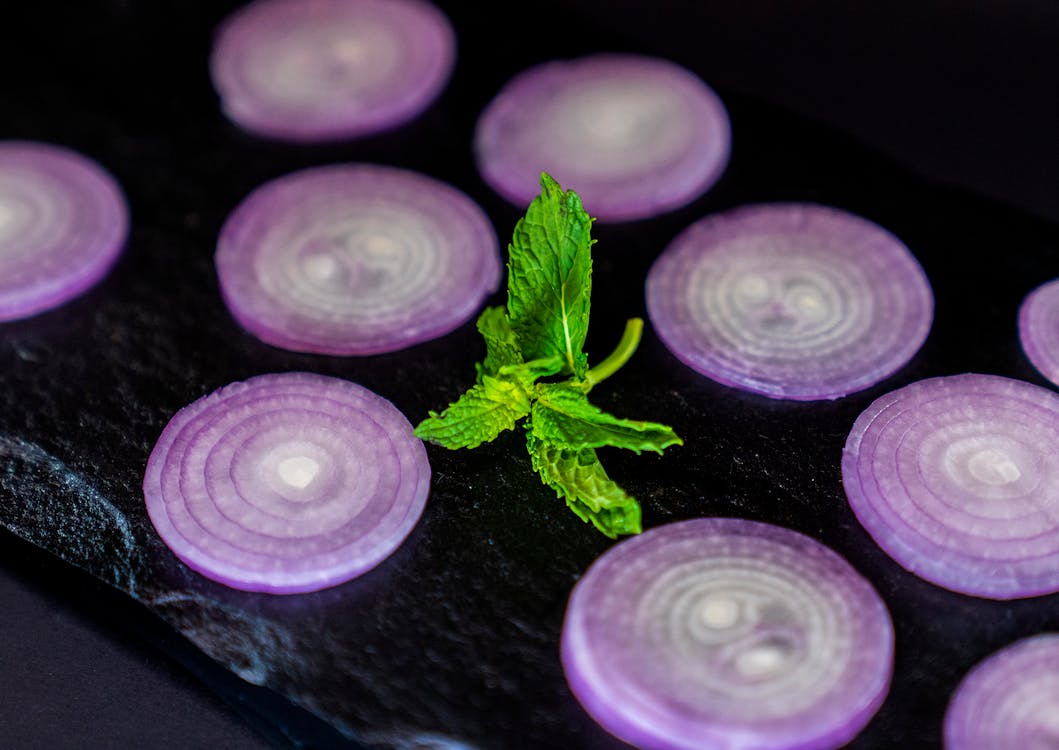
[143,372,430,594]
[945,634,1059,749]
[1018,277,1059,387]
[475,54,730,222]
[216,163,501,355]
[0,141,128,322]
[646,203,933,400]
[562,518,893,750]
[843,373,1059,599]
[210,0,455,142]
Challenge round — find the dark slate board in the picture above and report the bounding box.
[2,2,1058,749]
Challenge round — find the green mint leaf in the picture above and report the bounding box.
[526,431,642,538]
[415,375,532,449]
[415,358,562,450]
[475,305,523,382]
[507,173,593,379]
[417,173,681,539]
[498,356,564,382]
[532,384,684,454]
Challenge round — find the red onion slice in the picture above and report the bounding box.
[216,164,501,355]
[0,141,128,322]
[842,374,1059,599]
[474,54,730,222]
[1019,278,1059,387]
[562,518,893,750]
[210,0,455,142]
[646,203,933,400]
[945,634,1059,749]
[143,372,430,594]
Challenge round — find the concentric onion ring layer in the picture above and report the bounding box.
[0,141,128,321]
[475,54,730,221]
[945,634,1059,749]
[842,374,1059,598]
[216,164,501,355]
[143,372,430,593]
[1018,278,1059,388]
[562,518,893,750]
[646,203,933,400]
[210,0,455,142]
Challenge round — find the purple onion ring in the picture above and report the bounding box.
[945,634,1059,749]
[562,518,893,750]
[143,372,430,594]
[0,141,128,322]
[646,203,933,400]
[843,373,1059,599]
[1018,277,1059,388]
[216,164,501,356]
[210,0,455,142]
[475,54,730,222]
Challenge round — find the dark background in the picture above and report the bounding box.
[1,1,1058,748]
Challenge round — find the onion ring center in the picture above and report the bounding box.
[277,455,321,490]
[573,87,668,148]
[930,430,1044,507]
[552,83,688,174]
[325,34,372,69]
[267,22,397,102]
[707,263,847,344]
[966,447,1023,486]
[734,637,797,679]
[276,213,434,307]
[697,595,741,629]
[0,185,44,250]
[295,231,404,294]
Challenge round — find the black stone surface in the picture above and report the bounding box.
[1,2,1058,749]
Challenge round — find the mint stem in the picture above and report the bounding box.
[583,318,643,390]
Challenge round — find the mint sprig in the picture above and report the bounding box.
[415,173,681,537]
